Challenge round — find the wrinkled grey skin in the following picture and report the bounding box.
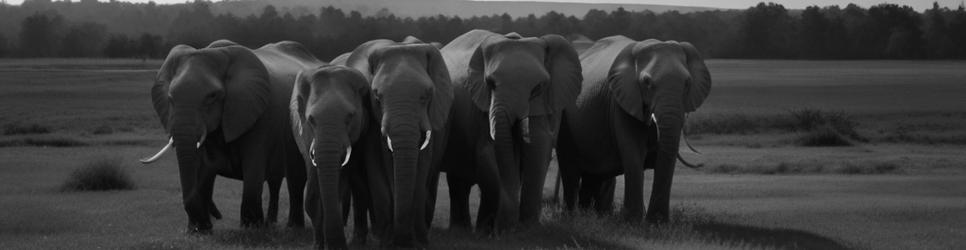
[291,65,373,249]
[556,36,711,223]
[440,29,582,232]
[343,37,453,248]
[146,40,314,233]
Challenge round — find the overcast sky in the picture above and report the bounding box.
[4,0,961,11]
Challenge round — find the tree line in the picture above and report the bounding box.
[1,1,964,60]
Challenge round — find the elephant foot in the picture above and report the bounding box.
[186,221,213,235]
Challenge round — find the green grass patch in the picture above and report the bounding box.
[61,157,136,191]
[3,123,51,135]
[0,137,88,147]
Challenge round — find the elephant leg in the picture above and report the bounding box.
[286,150,307,228]
[366,156,393,244]
[201,171,221,220]
[266,177,281,225]
[240,151,267,227]
[304,166,325,247]
[645,151,674,224]
[595,176,616,214]
[619,150,646,221]
[519,116,553,225]
[425,167,441,228]
[446,174,473,230]
[577,176,600,210]
[560,170,580,211]
[474,139,501,233]
[349,164,370,245]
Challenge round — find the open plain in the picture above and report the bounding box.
[1,59,964,249]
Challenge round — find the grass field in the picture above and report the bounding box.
[1,59,965,249]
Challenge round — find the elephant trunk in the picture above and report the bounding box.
[170,110,211,233]
[314,139,348,249]
[389,128,420,246]
[646,109,684,223]
[490,106,520,228]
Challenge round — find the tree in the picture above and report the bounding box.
[738,2,795,58]
[923,2,955,58]
[103,33,134,58]
[137,33,163,58]
[60,22,106,57]
[19,11,65,57]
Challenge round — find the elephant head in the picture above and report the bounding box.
[290,65,370,249]
[141,41,270,233]
[345,39,453,246]
[608,38,711,221]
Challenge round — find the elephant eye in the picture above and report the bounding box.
[485,77,496,89]
[530,83,543,99]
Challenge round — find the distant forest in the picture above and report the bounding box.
[1,0,964,60]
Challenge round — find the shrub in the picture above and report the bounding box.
[61,158,136,191]
[91,125,114,135]
[796,126,853,147]
[785,108,863,141]
[3,123,51,135]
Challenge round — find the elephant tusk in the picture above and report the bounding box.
[197,129,207,149]
[520,117,531,144]
[682,113,701,155]
[386,136,394,152]
[310,139,318,167]
[489,91,497,141]
[651,114,660,140]
[341,146,352,167]
[677,152,703,168]
[420,130,432,150]
[140,138,173,164]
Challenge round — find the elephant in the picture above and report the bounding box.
[290,65,374,249]
[555,36,711,223]
[140,40,314,233]
[439,29,581,231]
[342,36,453,247]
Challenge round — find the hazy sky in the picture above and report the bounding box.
[4,0,961,11]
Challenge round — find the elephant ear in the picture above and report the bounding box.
[290,70,310,140]
[681,42,711,112]
[532,34,582,116]
[207,39,239,48]
[422,45,454,131]
[609,42,648,122]
[402,36,424,44]
[220,46,271,142]
[464,44,491,112]
[152,45,196,134]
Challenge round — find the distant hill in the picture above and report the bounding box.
[211,0,719,18]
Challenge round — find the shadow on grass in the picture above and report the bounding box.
[210,226,313,248]
[691,222,850,250]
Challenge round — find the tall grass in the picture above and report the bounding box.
[61,157,136,191]
[688,108,863,146]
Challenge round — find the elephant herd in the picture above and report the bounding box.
[139,29,712,249]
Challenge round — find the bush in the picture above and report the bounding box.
[61,158,136,191]
[91,125,114,135]
[785,108,863,140]
[3,123,51,135]
[796,126,853,147]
